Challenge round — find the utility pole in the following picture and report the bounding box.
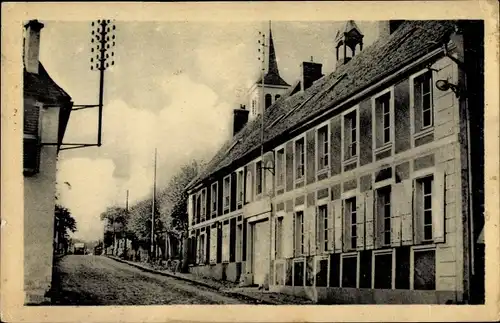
[150,148,157,263]
[90,19,116,147]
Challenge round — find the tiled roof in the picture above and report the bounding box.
[188,20,455,190]
[24,62,72,105]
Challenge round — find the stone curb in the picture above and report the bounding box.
[106,256,276,305]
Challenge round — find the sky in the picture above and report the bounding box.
[40,20,380,241]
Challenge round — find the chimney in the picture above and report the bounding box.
[301,60,323,91]
[24,20,44,74]
[378,20,405,40]
[233,104,249,136]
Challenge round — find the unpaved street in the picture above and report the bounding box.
[51,255,252,305]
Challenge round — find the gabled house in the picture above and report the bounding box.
[23,20,74,304]
[185,20,484,304]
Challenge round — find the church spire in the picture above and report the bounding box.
[267,21,279,76]
[255,21,290,87]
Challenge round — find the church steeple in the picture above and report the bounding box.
[335,20,364,67]
[256,21,290,87]
[247,21,290,121]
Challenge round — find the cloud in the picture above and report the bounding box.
[57,73,232,241]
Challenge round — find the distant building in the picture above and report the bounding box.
[23,20,73,304]
[186,20,484,304]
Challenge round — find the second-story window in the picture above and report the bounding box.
[414,71,434,132]
[276,148,285,188]
[375,92,392,148]
[344,110,357,160]
[223,176,230,212]
[210,182,217,217]
[376,186,391,246]
[201,188,207,221]
[317,125,329,171]
[295,138,305,180]
[237,170,244,207]
[256,161,263,195]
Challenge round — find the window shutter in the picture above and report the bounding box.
[293,213,298,257]
[328,203,335,251]
[364,190,375,249]
[401,179,414,245]
[414,180,424,244]
[433,170,445,243]
[391,183,403,246]
[283,213,293,258]
[307,207,315,256]
[343,200,350,253]
[333,199,343,252]
[356,194,365,250]
[316,207,323,253]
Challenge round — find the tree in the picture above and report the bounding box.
[157,159,203,260]
[54,204,77,254]
[100,206,129,255]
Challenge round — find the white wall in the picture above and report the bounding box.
[24,105,60,304]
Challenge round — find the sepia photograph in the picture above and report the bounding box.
[2,1,499,322]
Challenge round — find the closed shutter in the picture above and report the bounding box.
[364,190,375,249]
[316,207,323,253]
[327,202,335,251]
[356,194,365,250]
[333,199,343,252]
[210,227,217,263]
[401,179,414,245]
[432,170,445,243]
[293,212,298,256]
[206,229,210,264]
[283,213,294,258]
[391,183,403,246]
[307,206,315,255]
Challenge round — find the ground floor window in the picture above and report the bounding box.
[395,246,411,289]
[315,257,329,287]
[293,259,305,287]
[413,248,436,290]
[341,253,358,288]
[329,253,340,287]
[373,250,394,289]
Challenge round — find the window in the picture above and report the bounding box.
[344,110,357,159]
[23,102,42,175]
[275,217,283,258]
[414,71,433,132]
[251,99,257,116]
[376,186,392,246]
[265,93,272,109]
[199,234,206,264]
[245,169,253,203]
[210,227,217,264]
[222,222,230,262]
[345,197,357,250]
[229,218,236,262]
[276,148,285,187]
[295,138,305,180]
[375,92,392,147]
[211,183,218,217]
[195,193,201,224]
[223,176,230,212]
[316,258,329,287]
[413,249,436,290]
[317,204,329,253]
[275,94,281,101]
[256,161,263,195]
[236,170,244,207]
[342,254,358,288]
[374,251,393,289]
[417,176,434,241]
[317,125,329,171]
[294,211,305,256]
[293,260,305,286]
[201,188,207,221]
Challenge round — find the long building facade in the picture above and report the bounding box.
[185,20,484,304]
